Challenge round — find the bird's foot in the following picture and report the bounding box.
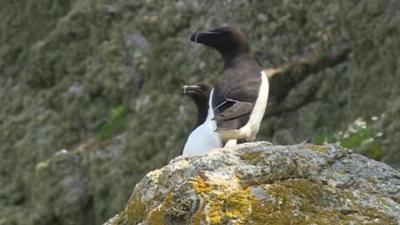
[224,139,237,148]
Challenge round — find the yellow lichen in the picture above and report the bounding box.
[189,176,212,193]
[127,199,145,222]
[115,174,395,225]
[113,195,146,225]
[224,187,253,223]
[189,175,257,225]
[239,151,264,163]
[307,144,329,154]
[116,192,174,225]
[247,178,396,225]
[148,192,176,225]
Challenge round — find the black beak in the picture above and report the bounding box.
[182,85,201,95]
[190,32,199,42]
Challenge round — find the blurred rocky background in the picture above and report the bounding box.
[0,0,399,224]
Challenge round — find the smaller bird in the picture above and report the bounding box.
[182,84,212,128]
[182,83,222,156]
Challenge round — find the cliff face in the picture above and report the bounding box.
[0,0,140,224]
[339,0,400,166]
[105,142,400,225]
[0,0,399,224]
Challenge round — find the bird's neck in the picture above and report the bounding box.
[220,44,250,65]
[222,52,250,69]
[193,98,209,129]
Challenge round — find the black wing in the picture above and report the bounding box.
[212,56,262,130]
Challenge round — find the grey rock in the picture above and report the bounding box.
[105,142,400,225]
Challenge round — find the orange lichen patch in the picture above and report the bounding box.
[189,175,257,225]
[114,176,395,225]
[223,187,253,223]
[188,176,396,225]
[189,175,212,193]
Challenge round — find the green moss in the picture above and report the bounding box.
[363,143,385,161]
[316,52,329,63]
[124,198,146,224]
[314,135,325,145]
[96,105,130,140]
[239,151,264,163]
[252,179,333,224]
[249,179,396,225]
[118,192,177,225]
[116,195,146,225]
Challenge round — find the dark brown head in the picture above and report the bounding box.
[190,27,250,61]
[182,83,212,105]
[182,83,212,128]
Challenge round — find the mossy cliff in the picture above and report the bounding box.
[0,0,400,224]
[105,142,400,225]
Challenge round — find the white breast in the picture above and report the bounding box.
[182,89,222,156]
[239,71,269,141]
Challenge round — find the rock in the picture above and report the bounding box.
[31,134,131,225]
[33,149,89,225]
[105,142,400,225]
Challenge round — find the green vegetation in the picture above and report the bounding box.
[314,132,339,146]
[362,143,385,161]
[314,119,385,160]
[96,105,131,140]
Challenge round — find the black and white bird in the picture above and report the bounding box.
[190,27,269,147]
[182,83,222,155]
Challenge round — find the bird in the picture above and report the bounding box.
[190,27,269,147]
[182,83,212,128]
[181,83,223,155]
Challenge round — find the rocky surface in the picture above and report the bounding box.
[105,142,400,225]
[1,0,400,224]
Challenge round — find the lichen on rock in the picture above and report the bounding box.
[105,142,400,225]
